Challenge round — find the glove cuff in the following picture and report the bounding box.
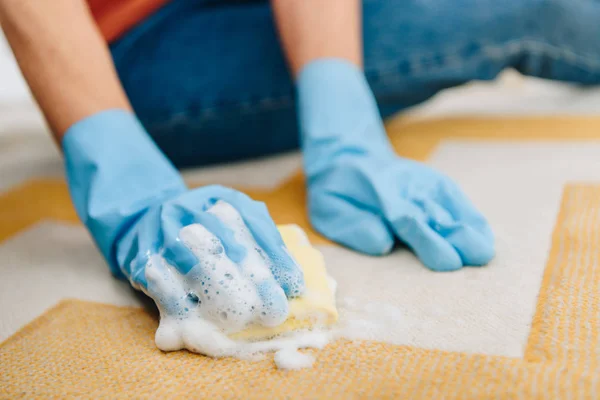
[296,58,394,177]
[63,109,186,276]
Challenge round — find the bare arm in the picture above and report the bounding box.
[0,0,131,143]
[271,0,362,77]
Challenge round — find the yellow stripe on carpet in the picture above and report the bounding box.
[526,185,600,370]
[2,184,600,399]
[2,117,600,246]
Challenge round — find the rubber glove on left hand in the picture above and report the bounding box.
[297,59,495,271]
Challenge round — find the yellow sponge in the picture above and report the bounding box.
[229,225,338,341]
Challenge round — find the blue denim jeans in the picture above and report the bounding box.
[110,0,600,168]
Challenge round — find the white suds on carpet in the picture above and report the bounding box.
[141,201,332,369]
[274,348,315,370]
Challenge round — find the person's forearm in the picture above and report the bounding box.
[0,0,131,143]
[271,0,362,77]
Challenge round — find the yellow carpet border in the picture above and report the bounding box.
[2,117,600,397]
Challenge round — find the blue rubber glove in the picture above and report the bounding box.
[63,110,305,331]
[297,59,494,271]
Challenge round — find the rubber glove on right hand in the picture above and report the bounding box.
[297,59,494,271]
[63,110,305,355]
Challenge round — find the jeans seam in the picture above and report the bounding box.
[146,95,294,133]
[368,38,600,83]
[367,45,480,77]
[483,39,600,71]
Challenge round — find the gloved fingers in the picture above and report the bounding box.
[388,206,462,271]
[413,198,494,266]
[437,224,495,266]
[438,184,495,263]
[116,206,163,288]
[205,200,292,326]
[309,191,394,256]
[163,197,291,328]
[161,204,246,275]
[144,254,188,316]
[254,280,290,327]
[116,231,144,286]
[439,182,494,241]
[160,205,199,275]
[411,197,455,229]
[179,222,282,330]
[206,189,306,298]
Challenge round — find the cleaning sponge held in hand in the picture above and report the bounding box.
[229,224,338,341]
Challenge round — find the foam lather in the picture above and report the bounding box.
[229,225,338,341]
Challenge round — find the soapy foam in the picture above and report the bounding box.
[333,297,407,343]
[274,348,315,370]
[203,202,292,326]
[143,201,333,368]
[144,200,409,369]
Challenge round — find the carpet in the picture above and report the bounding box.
[1,115,600,399]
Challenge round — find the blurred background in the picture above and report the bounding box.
[2,26,600,193]
[0,32,48,136]
[0,31,600,159]
[3,30,600,144]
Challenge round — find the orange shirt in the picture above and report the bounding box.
[88,0,171,43]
